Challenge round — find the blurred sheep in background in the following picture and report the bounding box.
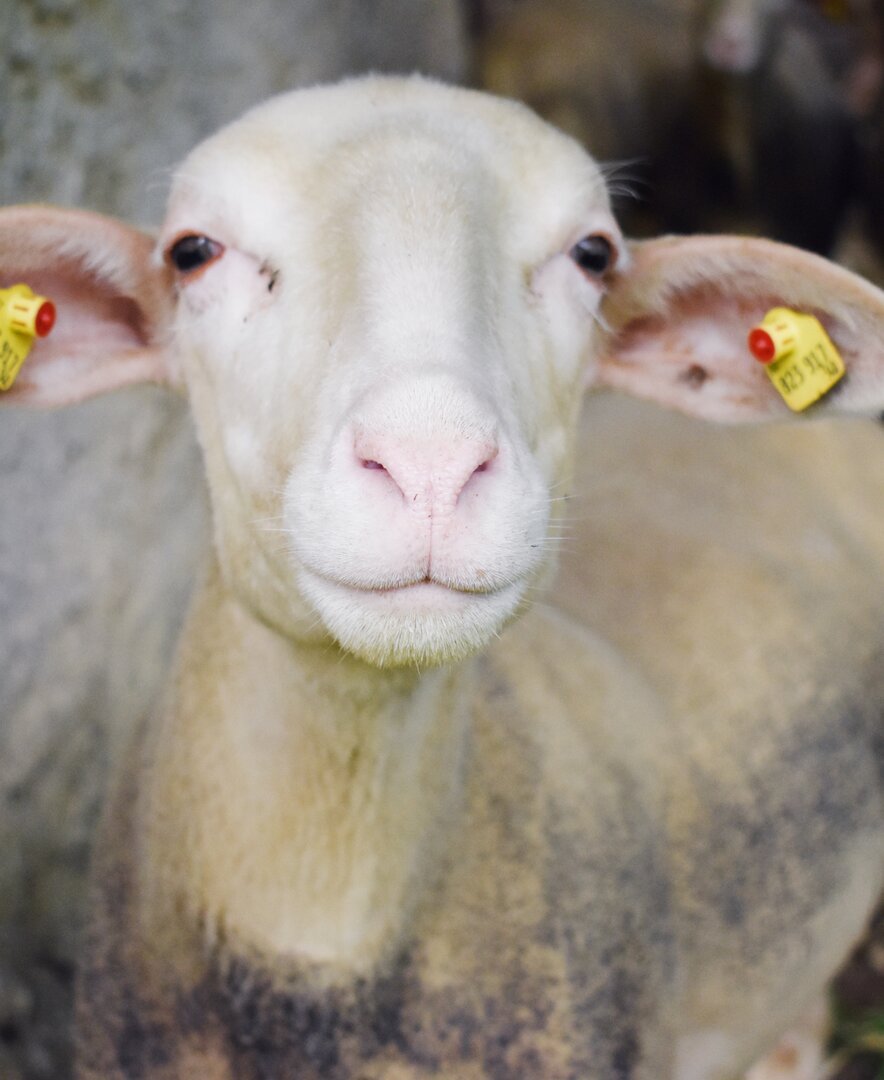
[474,0,883,267]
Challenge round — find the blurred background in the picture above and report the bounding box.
[475,0,884,272]
[1,1,882,1076]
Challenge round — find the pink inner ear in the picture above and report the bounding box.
[6,268,152,355]
[1,261,170,406]
[621,287,866,399]
[603,286,796,420]
[598,234,884,422]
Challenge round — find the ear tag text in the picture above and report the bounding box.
[0,284,56,392]
[747,307,845,412]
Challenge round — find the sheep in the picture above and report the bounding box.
[3,75,884,1079]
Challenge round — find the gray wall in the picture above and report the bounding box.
[0,3,467,1076]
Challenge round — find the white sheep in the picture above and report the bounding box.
[3,75,884,1079]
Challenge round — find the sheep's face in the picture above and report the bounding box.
[161,78,622,666]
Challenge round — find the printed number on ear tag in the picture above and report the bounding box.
[747,307,845,412]
[0,285,56,391]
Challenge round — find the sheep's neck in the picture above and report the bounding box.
[141,567,474,980]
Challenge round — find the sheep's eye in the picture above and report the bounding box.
[167,234,224,274]
[570,234,614,277]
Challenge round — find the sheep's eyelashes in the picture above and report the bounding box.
[166,234,225,276]
[570,234,614,277]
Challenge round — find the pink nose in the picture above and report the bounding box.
[354,430,499,513]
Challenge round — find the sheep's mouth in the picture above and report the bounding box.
[306,570,517,609]
[332,576,503,598]
[297,566,528,667]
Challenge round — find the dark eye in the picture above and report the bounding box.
[570,234,615,277]
[166,234,225,275]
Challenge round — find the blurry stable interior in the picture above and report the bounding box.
[474,0,883,278]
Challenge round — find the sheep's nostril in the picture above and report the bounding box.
[362,459,386,471]
[454,447,496,504]
[471,445,498,478]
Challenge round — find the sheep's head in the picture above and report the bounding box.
[3,76,884,667]
[157,78,623,664]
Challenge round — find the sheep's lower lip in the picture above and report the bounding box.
[310,574,504,605]
[297,565,520,614]
[343,580,492,599]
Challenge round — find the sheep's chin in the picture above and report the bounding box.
[297,569,526,668]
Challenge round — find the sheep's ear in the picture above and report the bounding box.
[595,236,884,422]
[0,206,175,407]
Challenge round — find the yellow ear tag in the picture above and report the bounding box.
[747,306,845,412]
[0,284,57,391]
